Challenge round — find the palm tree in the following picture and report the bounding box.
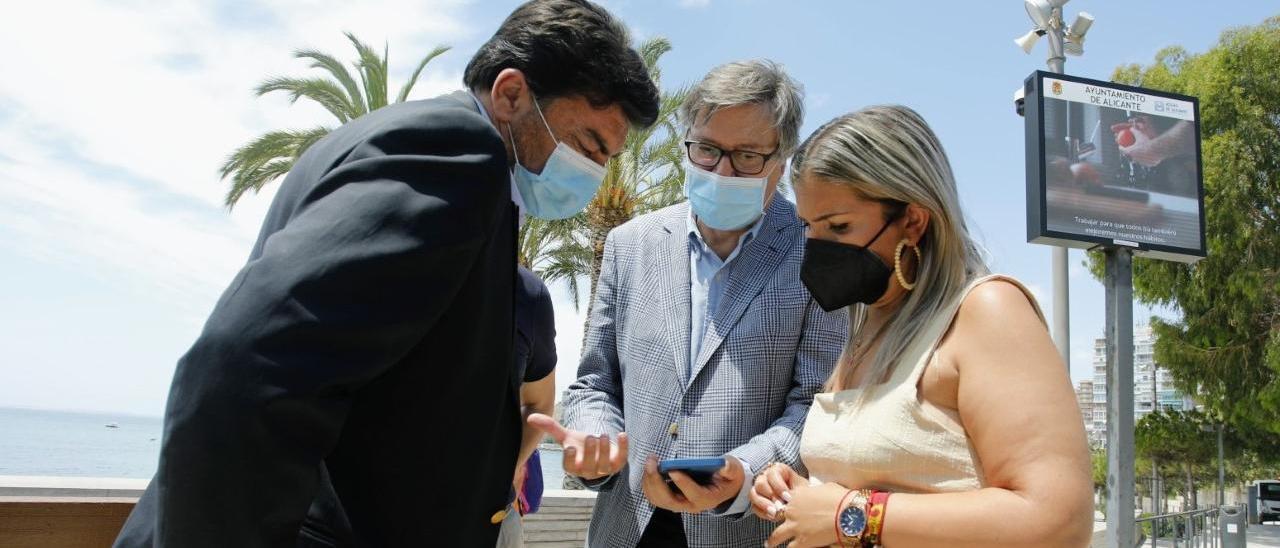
[220,32,450,207]
[518,216,591,305]
[521,37,688,313]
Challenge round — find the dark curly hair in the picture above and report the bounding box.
[464,0,660,128]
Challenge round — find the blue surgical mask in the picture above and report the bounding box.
[684,158,772,230]
[509,99,606,220]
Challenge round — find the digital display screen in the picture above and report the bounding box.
[1024,70,1205,262]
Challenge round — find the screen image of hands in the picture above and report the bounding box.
[1112,115,1193,169]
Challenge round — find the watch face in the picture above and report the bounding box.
[839,505,867,537]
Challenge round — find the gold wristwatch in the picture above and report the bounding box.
[836,489,870,546]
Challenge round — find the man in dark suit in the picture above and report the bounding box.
[113,1,658,546]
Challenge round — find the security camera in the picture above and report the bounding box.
[1024,0,1070,29]
[1014,86,1027,117]
[1064,12,1094,56]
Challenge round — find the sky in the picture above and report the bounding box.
[0,1,1274,417]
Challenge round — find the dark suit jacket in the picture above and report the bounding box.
[115,91,520,547]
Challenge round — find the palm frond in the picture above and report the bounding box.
[637,37,673,86]
[657,86,689,132]
[292,126,332,155]
[294,48,366,118]
[256,77,356,123]
[345,32,389,111]
[636,165,687,214]
[518,218,554,270]
[219,131,296,179]
[397,45,451,103]
[517,213,593,309]
[227,159,294,205]
[225,33,456,207]
[220,127,331,207]
[521,216,584,264]
[539,237,595,310]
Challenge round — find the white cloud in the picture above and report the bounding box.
[0,152,247,316]
[0,0,473,215]
[678,0,711,8]
[0,0,476,300]
[0,0,479,414]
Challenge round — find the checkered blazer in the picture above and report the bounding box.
[561,198,848,547]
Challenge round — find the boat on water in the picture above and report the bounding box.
[104,422,119,429]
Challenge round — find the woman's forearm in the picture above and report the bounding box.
[878,485,1093,548]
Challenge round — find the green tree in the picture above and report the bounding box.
[519,37,688,311]
[1091,447,1107,502]
[220,33,450,207]
[1088,17,1280,438]
[1136,410,1218,508]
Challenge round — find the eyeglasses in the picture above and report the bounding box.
[683,140,778,175]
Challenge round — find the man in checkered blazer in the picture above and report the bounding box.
[531,60,847,547]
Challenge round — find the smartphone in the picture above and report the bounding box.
[658,457,726,489]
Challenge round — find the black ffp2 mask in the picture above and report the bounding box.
[800,220,895,312]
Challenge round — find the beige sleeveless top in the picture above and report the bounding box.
[799,275,1045,494]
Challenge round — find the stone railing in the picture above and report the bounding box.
[0,476,594,547]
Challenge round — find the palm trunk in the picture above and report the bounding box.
[582,196,634,339]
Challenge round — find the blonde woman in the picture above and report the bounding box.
[750,105,1093,547]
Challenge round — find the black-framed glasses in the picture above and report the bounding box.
[683,140,778,175]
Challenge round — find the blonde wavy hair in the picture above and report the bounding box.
[791,105,989,392]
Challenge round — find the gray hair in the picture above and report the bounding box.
[791,105,990,395]
[679,60,805,155]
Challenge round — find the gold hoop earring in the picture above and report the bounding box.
[894,239,922,291]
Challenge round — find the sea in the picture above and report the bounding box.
[0,407,565,489]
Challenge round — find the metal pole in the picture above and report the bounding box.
[1218,423,1225,507]
[1153,363,1160,518]
[1052,249,1070,367]
[1105,247,1136,548]
[1046,8,1067,74]
[1045,7,1071,370]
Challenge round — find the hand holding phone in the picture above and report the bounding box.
[643,455,746,513]
[658,457,726,491]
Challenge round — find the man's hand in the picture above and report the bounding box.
[640,455,745,513]
[527,413,628,481]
